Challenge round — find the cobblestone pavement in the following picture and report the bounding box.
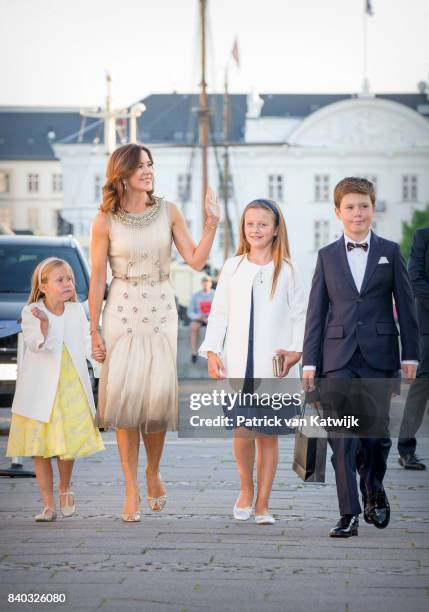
[0,400,428,612]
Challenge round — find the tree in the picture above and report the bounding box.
[400,205,429,260]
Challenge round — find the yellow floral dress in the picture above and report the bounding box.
[6,344,105,460]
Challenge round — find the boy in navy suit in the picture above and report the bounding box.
[302,177,419,537]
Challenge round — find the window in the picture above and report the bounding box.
[52,209,60,233]
[0,208,11,227]
[268,175,283,201]
[314,174,330,201]
[402,175,418,202]
[94,174,102,203]
[361,175,377,193]
[27,208,40,231]
[52,173,63,193]
[0,171,10,193]
[314,220,330,250]
[0,244,88,298]
[27,173,39,193]
[177,174,192,202]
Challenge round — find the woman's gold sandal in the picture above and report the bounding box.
[121,510,141,522]
[121,490,141,522]
[147,473,167,512]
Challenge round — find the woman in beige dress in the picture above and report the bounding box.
[89,143,220,521]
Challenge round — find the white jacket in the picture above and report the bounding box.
[198,254,307,379]
[11,300,95,423]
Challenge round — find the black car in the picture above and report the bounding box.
[0,235,98,406]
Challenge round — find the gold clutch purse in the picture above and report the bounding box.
[272,354,284,377]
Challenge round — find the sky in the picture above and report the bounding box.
[2,0,429,108]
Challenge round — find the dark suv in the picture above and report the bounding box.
[0,235,97,406]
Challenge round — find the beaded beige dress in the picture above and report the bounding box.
[96,197,178,432]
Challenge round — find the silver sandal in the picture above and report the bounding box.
[147,473,167,512]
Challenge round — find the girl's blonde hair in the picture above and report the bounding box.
[100,143,155,213]
[28,258,77,304]
[236,199,292,299]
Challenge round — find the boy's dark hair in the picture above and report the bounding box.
[334,177,376,209]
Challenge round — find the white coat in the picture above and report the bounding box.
[11,300,95,423]
[198,254,307,379]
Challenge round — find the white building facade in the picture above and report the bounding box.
[0,159,63,235]
[2,94,429,296]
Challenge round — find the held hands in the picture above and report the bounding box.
[275,349,302,378]
[31,306,49,340]
[31,306,107,362]
[207,351,226,379]
[91,330,106,363]
[402,363,417,381]
[204,187,221,227]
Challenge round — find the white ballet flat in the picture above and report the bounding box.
[35,507,57,522]
[59,490,76,518]
[233,504,252,521]
[255,514,275,525]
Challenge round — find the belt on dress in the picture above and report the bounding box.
[113,274,142,280]
[112,273,170,281]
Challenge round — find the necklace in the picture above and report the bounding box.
[114,198,162,228]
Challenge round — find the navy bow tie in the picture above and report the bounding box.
[347,241,368,252]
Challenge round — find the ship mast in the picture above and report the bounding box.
[199,0,209,227]
[222,68,231,260]
[81,73,146,154]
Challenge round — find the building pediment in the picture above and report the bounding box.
[288,98,429,150]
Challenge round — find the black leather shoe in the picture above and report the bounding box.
[361,487,373,525]
[398,454,426,470]
[368,488,390,529]
[329,514,359,537]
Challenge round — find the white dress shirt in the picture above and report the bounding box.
[303,230,417,370]
[344,230,370,293]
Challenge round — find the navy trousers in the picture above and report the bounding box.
[323,349,394,516]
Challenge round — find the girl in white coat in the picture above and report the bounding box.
[199,199,306,524]
[6,258,105,522]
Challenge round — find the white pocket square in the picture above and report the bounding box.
[378,256,389,264]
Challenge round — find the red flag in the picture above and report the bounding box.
[231,37,240,68]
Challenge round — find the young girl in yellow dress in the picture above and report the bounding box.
[6,257,105,522]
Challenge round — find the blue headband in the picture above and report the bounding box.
[246,199,279,226]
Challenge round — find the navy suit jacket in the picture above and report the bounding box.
[408,227,429,335]
[303,232,419,373]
